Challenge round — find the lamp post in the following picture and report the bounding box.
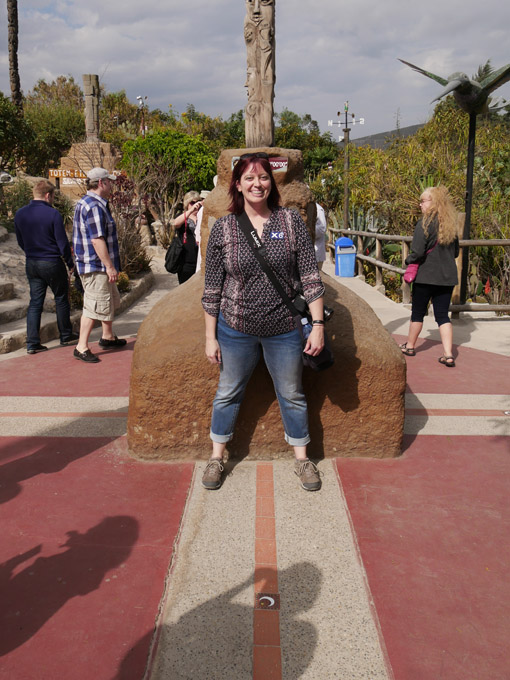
[328,101,365,229]
[136,95,148,137]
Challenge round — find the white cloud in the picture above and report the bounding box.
[1,0,509,139]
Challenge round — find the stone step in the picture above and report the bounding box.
[63,151,103,167]
[0,309,76,354]
[0,281,16,301]
[0,298,28,324]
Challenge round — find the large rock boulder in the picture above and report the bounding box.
[127,272,406,460]
[127,147,406,460]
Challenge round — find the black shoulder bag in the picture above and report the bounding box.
[165,214,193,274]
[236,212,334,372]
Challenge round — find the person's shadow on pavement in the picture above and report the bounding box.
[0,515,139,656]
[0,410,128,505]
[113,562,321,680]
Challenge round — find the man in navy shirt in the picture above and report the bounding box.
[15,179,78,354]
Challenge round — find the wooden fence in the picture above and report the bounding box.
[327,226,510,313]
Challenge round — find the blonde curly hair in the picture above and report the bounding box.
[421,186,459,245]
[183,190,201,210]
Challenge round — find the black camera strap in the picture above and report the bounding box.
[236,212,303,318]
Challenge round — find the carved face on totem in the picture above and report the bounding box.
[245,0,274,26]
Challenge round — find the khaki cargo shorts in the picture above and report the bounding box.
[81,271,120,321]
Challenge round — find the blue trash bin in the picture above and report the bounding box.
[335,237,356,277]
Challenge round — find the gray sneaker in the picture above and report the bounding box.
[202,459,224,490]
[294,459,321,491]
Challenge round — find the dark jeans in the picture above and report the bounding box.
[26,259,73,349]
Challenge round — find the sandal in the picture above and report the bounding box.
[438,355,455,368]
[399,343,416,356]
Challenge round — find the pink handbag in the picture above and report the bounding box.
[403,242,437,284]
[403,263,419,283]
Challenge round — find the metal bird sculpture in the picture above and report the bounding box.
[398,58,510,115]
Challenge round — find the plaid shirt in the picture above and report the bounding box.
[73,191,121,275]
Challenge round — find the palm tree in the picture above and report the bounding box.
[472,60,494,83]
[7,0,23,112]
[473,60,507,115]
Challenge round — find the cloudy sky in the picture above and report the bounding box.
[1,0,510,140]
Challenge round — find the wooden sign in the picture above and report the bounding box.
[49,169,87,179]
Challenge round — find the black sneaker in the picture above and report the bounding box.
[73,348,100,363]
[294,459,321,491]
[27,344,48,355]
[98,336,127,348]
[60,333,80,346]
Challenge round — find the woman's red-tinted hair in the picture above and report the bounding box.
[228,156,281,215]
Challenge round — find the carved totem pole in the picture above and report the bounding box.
[52,74,119,199]
[83,74,100,143]
[244,0,275,147]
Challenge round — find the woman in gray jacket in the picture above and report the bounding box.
[400,186,460,366]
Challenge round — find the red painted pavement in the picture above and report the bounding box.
[393,334,510,394]
[0,435,194,680]
[336,435,510,680]
[0,340,136,397]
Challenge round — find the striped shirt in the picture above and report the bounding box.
[202,207,324,337]
[72,191,120,275]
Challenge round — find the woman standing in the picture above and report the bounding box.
[172,191,202,284]
[201,153,325,491]
[400,186,460,366]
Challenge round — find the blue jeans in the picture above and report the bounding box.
[211,313,310,447]
[26,259,72,349]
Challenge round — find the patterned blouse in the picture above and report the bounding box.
[202,207,325,336]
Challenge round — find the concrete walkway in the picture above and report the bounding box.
[1,254,509,680]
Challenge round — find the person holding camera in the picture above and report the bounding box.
[171,191,202,284]
[201,153,325,492]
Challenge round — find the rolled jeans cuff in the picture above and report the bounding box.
[210,430,234,444]
[285,433,311,447]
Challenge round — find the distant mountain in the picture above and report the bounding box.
[349,124,424,149]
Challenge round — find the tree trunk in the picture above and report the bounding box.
[7,0,23,112]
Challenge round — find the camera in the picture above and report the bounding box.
[323,305,334,322]
[293,293,334,322]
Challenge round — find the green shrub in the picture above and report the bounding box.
[53,190,75,228]
[116,271,130,293]
[1,180,33,231]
